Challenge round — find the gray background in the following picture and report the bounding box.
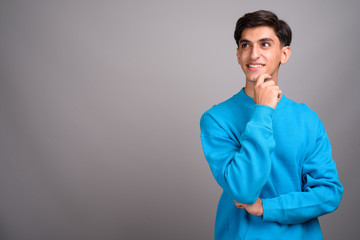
[1,0,359,239]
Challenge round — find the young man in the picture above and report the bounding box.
[200,10,343,239]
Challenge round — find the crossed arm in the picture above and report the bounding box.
[200,74,343,224]
[201,109,342,224]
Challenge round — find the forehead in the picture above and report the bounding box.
[241,26,279,42]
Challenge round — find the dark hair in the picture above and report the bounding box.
[234,10,292,47]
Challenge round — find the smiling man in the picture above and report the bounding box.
[200,10,343,239]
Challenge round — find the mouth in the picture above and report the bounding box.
[247,64,265,70]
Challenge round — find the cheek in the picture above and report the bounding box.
[267,53,282,66]
[238,55,247,65]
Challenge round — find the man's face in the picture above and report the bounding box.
[236,26,290,83]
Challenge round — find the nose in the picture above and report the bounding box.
[250,45,260,59]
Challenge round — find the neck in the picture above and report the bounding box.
[244,82,256,98]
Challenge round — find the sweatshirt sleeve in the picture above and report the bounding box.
[262,118,343,224]
[200,105,275,204]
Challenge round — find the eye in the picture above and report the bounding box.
[261,42,270,47]
[241,43,249,48]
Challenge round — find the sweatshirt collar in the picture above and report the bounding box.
[236,88,286,109]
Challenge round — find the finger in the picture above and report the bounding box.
[234,202,244,208]
[256,73,272,86]
[266,85,280,91]
[269,88,282,99]
[261,80,276,87]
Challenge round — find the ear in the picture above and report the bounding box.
[280,46,291,64]
[236,48,240,63]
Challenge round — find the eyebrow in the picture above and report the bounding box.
[240,38,274,43]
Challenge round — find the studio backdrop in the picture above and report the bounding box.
[1,0,359,239]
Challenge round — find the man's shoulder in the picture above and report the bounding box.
[283,96,319,120]
[201,93,241,120]
[200,93,243,133]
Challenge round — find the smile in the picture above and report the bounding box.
[247,64,264,68]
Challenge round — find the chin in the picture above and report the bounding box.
[246,75,259,83]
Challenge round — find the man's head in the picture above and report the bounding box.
[234,10,292,83]
[234,10,292,48]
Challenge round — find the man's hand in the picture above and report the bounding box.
[234,198,263,217]
[254,73,282,109]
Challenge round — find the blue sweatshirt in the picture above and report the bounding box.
[200,89,343,239]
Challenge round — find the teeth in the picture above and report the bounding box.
[248,65,263,68]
